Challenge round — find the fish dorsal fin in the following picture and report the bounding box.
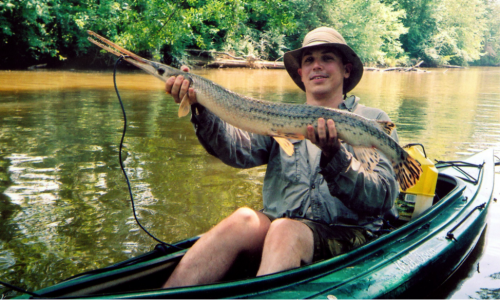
[178,94,191,117]
[376,120,396,136]
[352,146,380,172]
[273,137,294,156]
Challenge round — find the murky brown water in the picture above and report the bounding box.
[0,67,499,298]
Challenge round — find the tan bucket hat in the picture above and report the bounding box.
[284,27,363,94]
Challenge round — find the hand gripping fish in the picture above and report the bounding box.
[87,31,422,191]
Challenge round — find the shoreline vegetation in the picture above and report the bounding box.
[21,55,482,72]
[1,0,499,71]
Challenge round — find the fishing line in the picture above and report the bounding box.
[0,279,41,298]
[113,56,183,250]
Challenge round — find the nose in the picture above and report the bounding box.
[312,59,323,70]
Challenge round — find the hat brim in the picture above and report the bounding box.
[284,43,363,94]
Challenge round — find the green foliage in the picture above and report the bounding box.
[0,0,87,68]
[1,0,499,68]
[324,0,409,66]
[473,0,500,66]
[393,0,491,66]
[74,0,297,65]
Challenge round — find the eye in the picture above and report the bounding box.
[303,56,313,63]
[157,68,165,76]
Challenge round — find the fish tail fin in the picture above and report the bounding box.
[393,152,422,191]
[376,120,396,136]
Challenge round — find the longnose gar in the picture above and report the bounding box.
[87,31,422,191]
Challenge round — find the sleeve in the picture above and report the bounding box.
[319,110,400,215]
[190,103,273,168]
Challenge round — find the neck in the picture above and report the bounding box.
[305,90,344,108]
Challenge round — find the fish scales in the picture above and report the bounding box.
[87,30,422,191]
[174,67,408,172]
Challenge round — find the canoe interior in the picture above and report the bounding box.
[30,176,458,298]
[19,149,494,299]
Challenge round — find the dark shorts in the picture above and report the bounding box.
[298,219,374,262]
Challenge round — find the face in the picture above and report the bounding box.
[297,46,352,104]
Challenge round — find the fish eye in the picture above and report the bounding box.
[157,68,165,76]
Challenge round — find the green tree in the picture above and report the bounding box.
[0,0,89,68]
[76,0,297,65]
[4,0,496,69]
[282,0,408,66]
[393,0,488,66]
[327,0,409,66]
[473,0,500,66]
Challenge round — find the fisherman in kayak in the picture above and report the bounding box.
[163,27,400,287]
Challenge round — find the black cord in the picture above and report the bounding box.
[0,279,41,297]
[113,56,183,250]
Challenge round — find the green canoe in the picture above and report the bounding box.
[17,148,496,299]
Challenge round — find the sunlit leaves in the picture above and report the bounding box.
[393,0,491,66]
[327,0,408,66]
[476,0,500,66]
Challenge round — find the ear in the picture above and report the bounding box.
[298,68,303,81]
[344,63,353,79]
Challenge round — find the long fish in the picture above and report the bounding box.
[87,31,422,191]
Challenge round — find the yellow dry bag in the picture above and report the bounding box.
[396,144,438,221]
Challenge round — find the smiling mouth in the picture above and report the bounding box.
[310,74,329,80]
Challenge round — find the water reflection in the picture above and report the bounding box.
[5,154,60,204]
[0,68,499,297]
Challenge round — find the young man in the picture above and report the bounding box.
[163,27,399,288]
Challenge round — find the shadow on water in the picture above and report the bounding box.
[431,226,488,298]
[431,167,500,299]
[431,220,500,299]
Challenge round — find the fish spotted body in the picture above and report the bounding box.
[87,31,422,191]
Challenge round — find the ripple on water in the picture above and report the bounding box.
[0,250,16,270]
[4,154,61,205]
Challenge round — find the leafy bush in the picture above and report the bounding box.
[1,0,499,69]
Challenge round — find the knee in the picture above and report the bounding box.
[219,207,270,236]
[265,219,313,251]
[233,207,259,223]
[266,219,296,240]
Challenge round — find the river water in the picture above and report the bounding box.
[0,67,499,298]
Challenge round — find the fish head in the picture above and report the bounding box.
[87,30,184,83]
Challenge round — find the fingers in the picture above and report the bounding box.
[307,124,316,144]
[308,118,330,143]
[307,118,340,158]
[174,75,187,103]
[326,119,337,146]
[165,65,197,104]
[188,87,196,103]
[317,118,327,144]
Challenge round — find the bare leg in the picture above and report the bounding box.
[164,207,271,288]
[257,218,314,276]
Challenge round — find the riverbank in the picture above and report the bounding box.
[3,51,499,72]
